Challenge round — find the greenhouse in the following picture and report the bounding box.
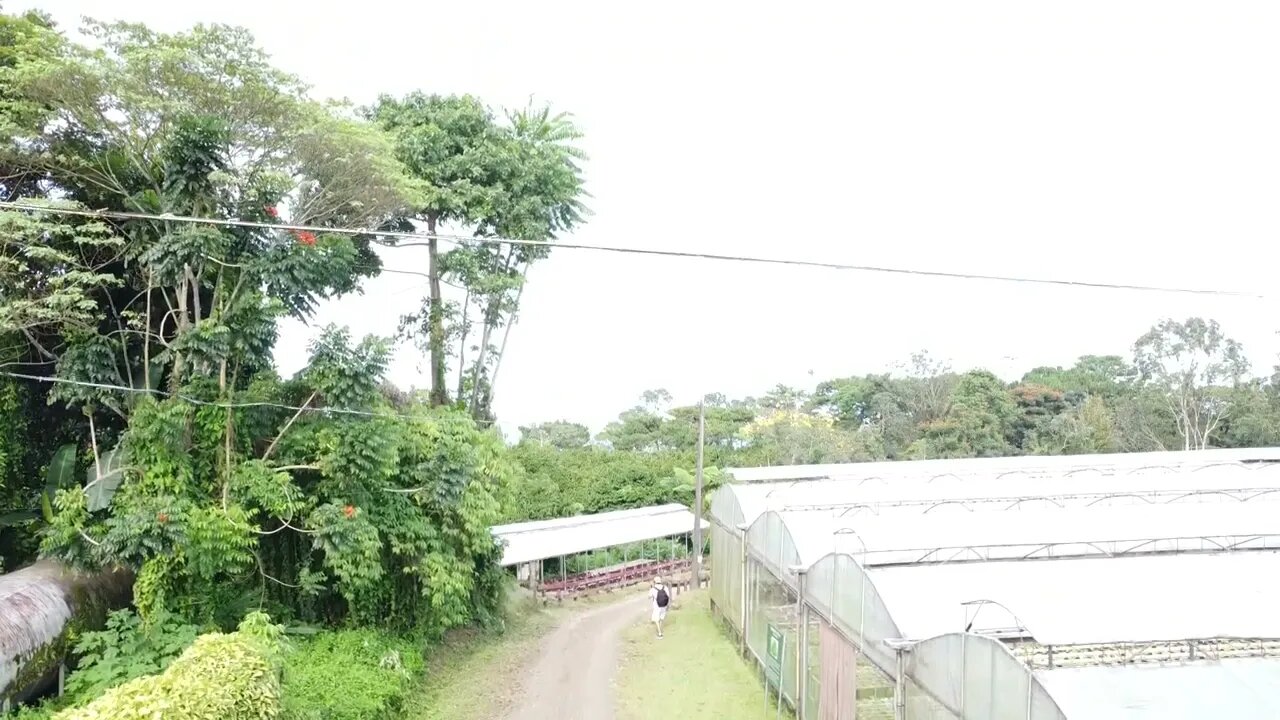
[708,448,1280,720]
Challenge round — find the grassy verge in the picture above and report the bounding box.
[407,592,562,720]
[615,590,794,720]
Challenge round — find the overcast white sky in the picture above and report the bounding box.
[25,0,1280,437]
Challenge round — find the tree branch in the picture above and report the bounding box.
[262,390,318,461]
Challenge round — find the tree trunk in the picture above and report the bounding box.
[455,289,471,400]
[0,561,133,707]
[467,302,497,419]
[426,214,448,407]
[486,276,526,415]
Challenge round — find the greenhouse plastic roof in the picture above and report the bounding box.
[724,447,1280,484]
[491,504,707,566]
[774,500,1280,567]
[720,450,1280,720]
[1036,658,1280,720]
[715,459,1280,531]
[869,552,1280,644]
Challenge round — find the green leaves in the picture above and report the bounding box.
[304,326,391,409]
[84,446,128,512]
[40,443,77,521]
[65,608,201,703]
[0,207,122,337]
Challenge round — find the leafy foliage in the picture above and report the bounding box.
[0,8,515,648]
[53,613,285,720]
[372,93,589,418]
[64,609,201,702]
[281,629,425,720]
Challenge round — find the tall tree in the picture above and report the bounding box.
[372,96,588,419]
[1133,317,1248,450]
[911,370,1017,458]
[518,421,591,449]
[369,94,505,407]
[1023,355,1137,402]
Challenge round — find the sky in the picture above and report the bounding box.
[23,0,1280,437]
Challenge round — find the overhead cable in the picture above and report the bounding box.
[0,371,493,427]
[0,201,1259,298]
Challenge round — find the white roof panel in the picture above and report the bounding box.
[868,552,1280,644]
[772,500,1280,567]
[490,504,684,535]
[724,461,1280,529]
[725,447,1280,484]
[1037,659,1280,720]
[492,504,707,566]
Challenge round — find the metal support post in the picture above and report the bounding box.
[796,569,809,720]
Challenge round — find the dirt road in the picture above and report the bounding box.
[503,594,648,720]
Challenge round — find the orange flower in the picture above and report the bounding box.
[295,230,318,247]
[343,505,356,519]
[156,512,169,524]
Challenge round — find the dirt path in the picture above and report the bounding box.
[503,594,648,720]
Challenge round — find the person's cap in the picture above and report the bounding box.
[654,576,662,584]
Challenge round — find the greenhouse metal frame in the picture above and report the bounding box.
[708,449,1280,720]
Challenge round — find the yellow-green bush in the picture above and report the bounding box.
[54,613,283,720]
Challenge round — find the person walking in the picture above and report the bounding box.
[649,576,672,638]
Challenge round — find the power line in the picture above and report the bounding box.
[0,201,1260,298]
[0,371,495,428]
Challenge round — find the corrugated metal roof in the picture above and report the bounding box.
[492,504,707,566]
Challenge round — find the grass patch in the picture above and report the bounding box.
[407,593,563,720]
[615,590,794,720]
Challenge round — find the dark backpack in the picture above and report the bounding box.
[655,586,669,608]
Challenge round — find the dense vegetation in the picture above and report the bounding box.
[0,9,583,718]
[508,317,1280,520]
[0,7,1274,719]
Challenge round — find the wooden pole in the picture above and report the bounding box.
[693,397,705,589]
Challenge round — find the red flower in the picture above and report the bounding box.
[294,230,317,247]
[264,205,279,218]
[343,505,356,519]
[156,512,169,524]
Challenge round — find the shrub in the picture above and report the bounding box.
[281,629,424,720]
[54,613,284,720]
[64,609,201,702]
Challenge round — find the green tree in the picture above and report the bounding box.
[0,15,510,637]
[1133,317,1248,450]
[911,370,1016,458]
[518,421,591,449]
[738,410,885,465]
[1026,395,1118,455]
[1022,355,1137,401]
[1219,380,1280,448]
[1009,383,1070,451]
[373,96,588,420]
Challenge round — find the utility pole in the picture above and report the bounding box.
[693,397,705,589]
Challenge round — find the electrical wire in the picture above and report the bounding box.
[0,370,494,427]
[0,201,1260,298]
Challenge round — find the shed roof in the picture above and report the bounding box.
[492,504,707,566]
